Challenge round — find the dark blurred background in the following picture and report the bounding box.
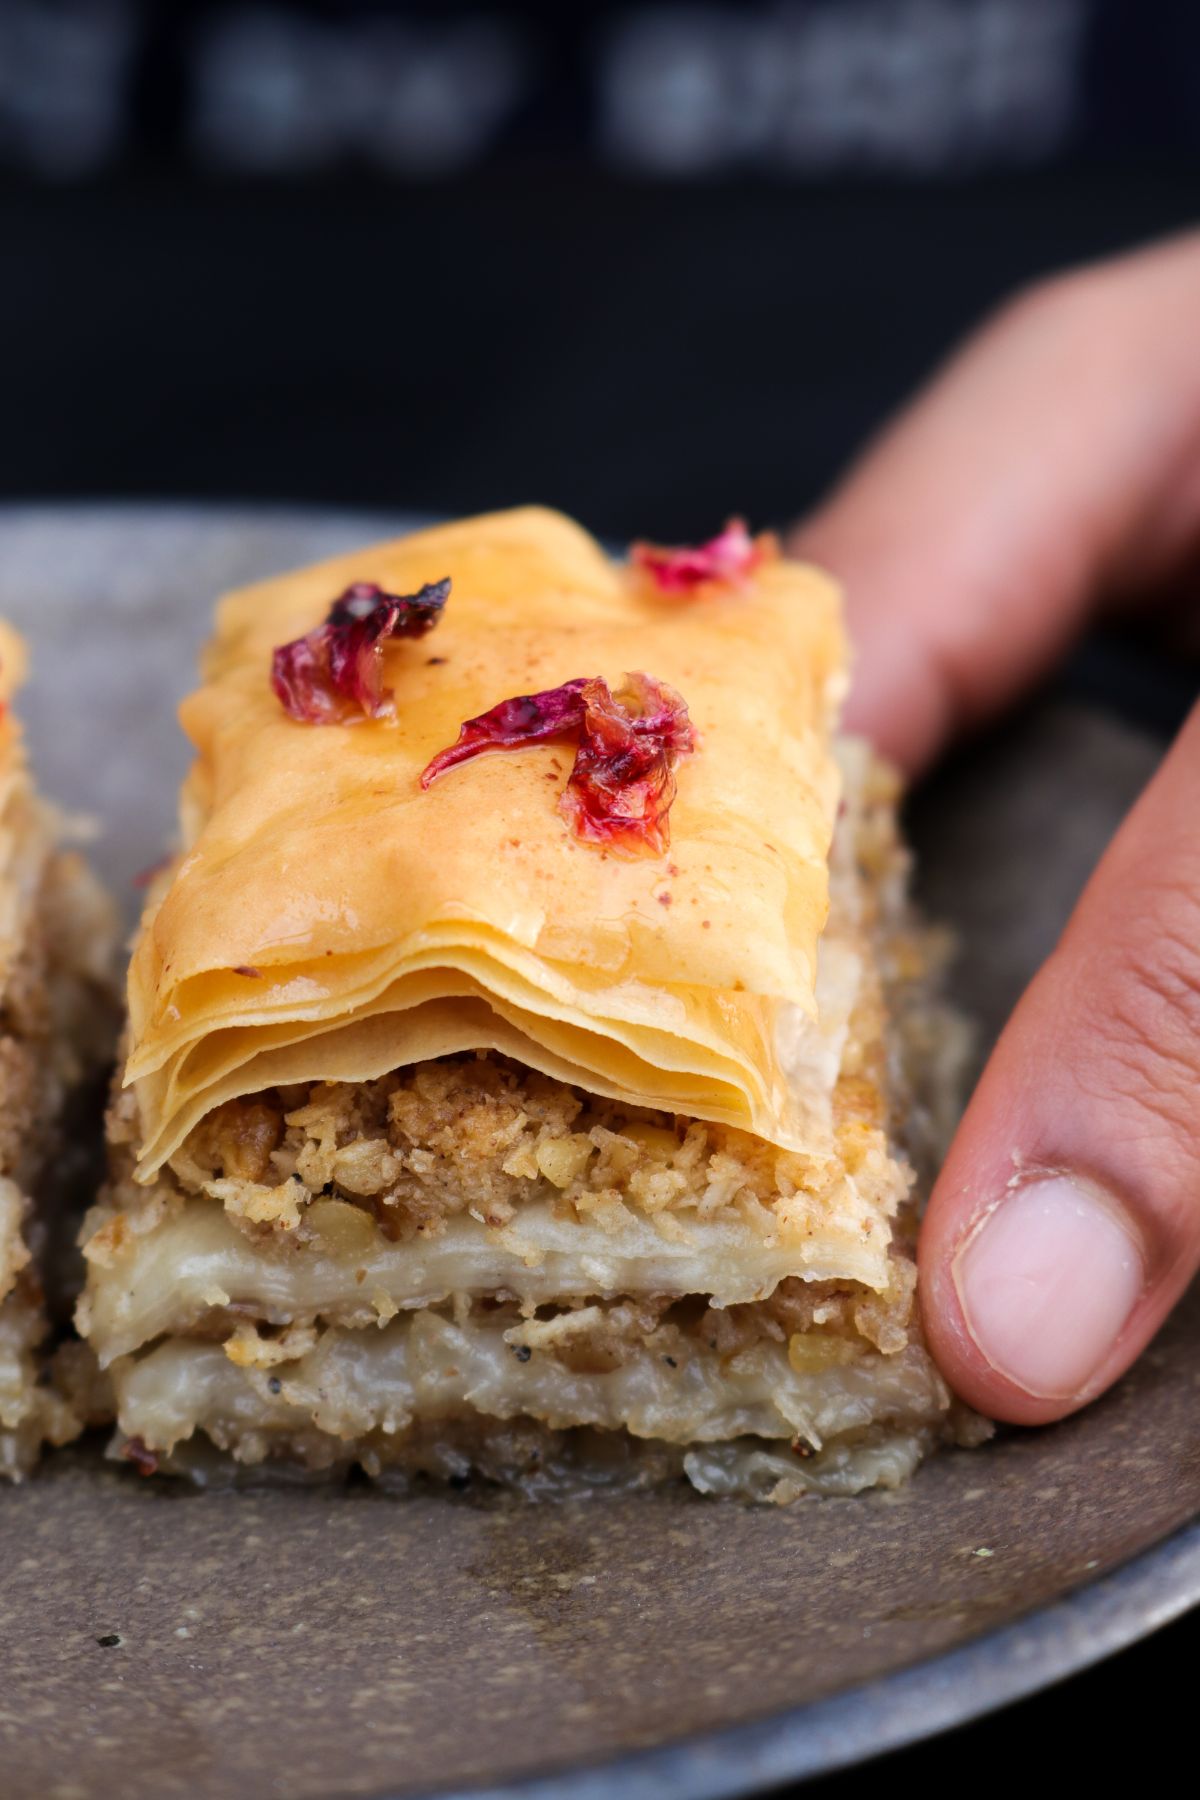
[2,0,1198,539]
[2,0,1196,1789]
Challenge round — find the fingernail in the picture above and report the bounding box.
[954,1175,1144,1401]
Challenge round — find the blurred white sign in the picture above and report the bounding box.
[0,0,1088,179]
[599,0,1086,173]
[0,0,136,177]
[191,9,534,175]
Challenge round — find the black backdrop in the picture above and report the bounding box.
[3,0,1199,537]
[6,162,1199,539]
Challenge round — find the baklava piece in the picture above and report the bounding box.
[80,510,985,1497]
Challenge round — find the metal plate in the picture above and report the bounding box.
[0,505,1195,1800]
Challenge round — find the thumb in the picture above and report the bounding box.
[919,698,1200,1424]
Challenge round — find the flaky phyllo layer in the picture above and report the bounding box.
[0,625,117,1477]
[126,509,847,1173]
[79,510,985,1498]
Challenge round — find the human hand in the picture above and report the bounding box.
[789,230,1200,1425]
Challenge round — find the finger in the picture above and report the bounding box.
[918,698,1200,1424]
[789,230,1200,773]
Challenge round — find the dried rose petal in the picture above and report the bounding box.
[564,673,697,854]
[421,672,696,855]
[631,517,773,595]
[272,577,450,723]
[419,678,590,782]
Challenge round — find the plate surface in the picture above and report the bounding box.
[0,505,1195,1800]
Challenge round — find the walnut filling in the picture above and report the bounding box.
[103,1273,988,1500]
[202,1261,920,1379]
[141,1050,901,1245]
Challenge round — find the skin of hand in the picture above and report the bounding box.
[788,229,1200,1426]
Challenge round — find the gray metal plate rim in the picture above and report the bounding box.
[426,1515,1200,1800]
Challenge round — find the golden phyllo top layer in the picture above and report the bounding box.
[126,508,847,1173]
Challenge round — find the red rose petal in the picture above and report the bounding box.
[631,517,774,595]
[272,578,450,723]
[419,678,590,783]
[420,672,696,855]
